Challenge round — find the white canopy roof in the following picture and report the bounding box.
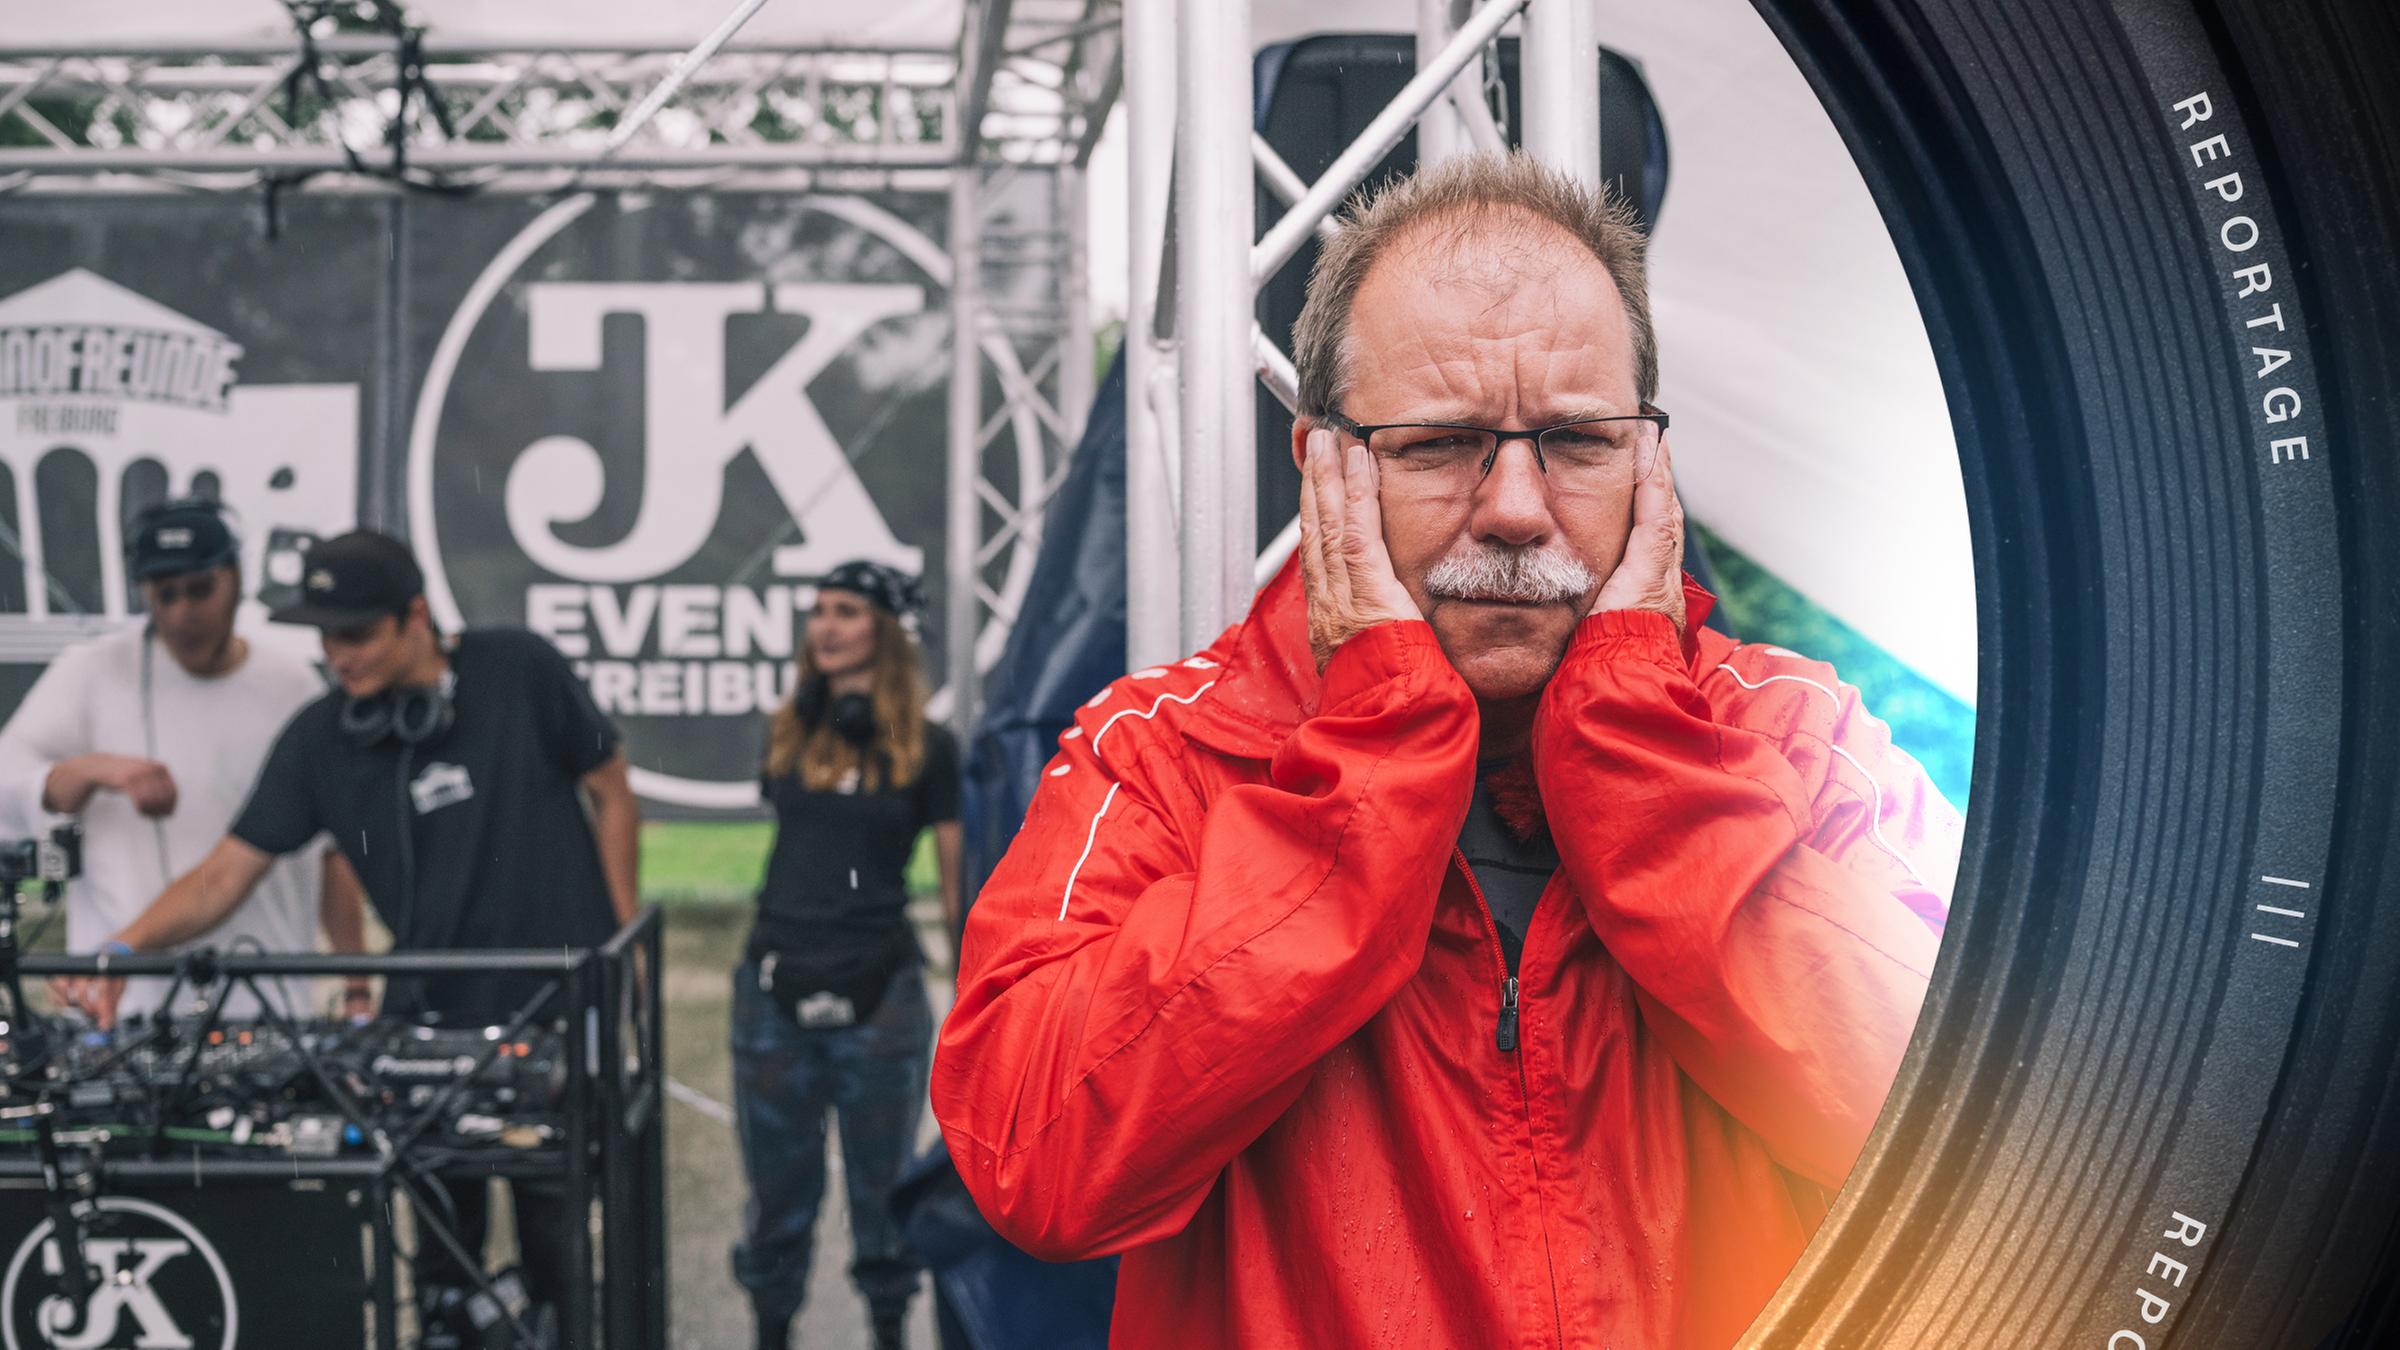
[4,0,963,49]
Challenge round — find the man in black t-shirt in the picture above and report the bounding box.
[75,528,641,1325]
[82,529,639,1019]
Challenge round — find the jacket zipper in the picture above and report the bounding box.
[1452,848,1566,1350]
[1453,847,1519,1051]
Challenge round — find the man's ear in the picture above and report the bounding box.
[1290,417,1315,472]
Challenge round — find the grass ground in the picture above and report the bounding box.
[643,821,937,905]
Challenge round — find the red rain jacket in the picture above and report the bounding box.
[936,561,1957,1349]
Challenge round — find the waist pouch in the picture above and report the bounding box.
[755,926,916,1029]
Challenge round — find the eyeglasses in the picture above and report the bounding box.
[1323,406,1669,499]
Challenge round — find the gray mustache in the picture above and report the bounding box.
[1423,546,1594,604]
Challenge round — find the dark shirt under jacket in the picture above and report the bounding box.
[1457,763,1561,977]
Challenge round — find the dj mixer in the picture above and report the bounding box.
[0,1014,568,1155]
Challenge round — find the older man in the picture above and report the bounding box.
[935,152,1959,1349]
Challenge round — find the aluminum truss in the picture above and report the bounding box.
[0,0,1123,734]
[946,0,1117,731]
[0,39,965,186]
[0,9,1119,184]
[1124,0,1600,666]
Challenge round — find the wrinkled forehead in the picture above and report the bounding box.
[1347,209,1638,409]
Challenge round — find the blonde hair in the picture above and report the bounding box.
[765,605,930,790]
[1291,150,1657,417]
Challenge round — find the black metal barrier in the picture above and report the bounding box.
[0,909,667,1350]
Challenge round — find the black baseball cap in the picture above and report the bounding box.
[129,499,239,581]
[269,530,425,630]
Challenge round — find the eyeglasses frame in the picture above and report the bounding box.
[1320,405,1672,483]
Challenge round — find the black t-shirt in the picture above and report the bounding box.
[233,628,622,1022]
[751,724,959,957]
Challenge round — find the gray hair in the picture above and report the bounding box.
[1290,151,1658,418]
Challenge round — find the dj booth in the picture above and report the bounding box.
[0,912,667,1350]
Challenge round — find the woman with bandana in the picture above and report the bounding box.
[730,560,960,1350]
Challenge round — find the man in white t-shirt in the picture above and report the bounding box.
[0,498,367,1021]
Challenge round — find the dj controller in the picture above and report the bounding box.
[0,846,667,1348]
[0,1014,569,1156]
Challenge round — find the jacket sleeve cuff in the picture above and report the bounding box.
[1321,620,1446,711]
[1565,608,1690,668]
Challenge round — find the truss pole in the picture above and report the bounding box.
[1123,0,1182,669]
[1520,0,1600,186]
[0,40,954,59]
[1416,0,1470,165]
[955,0,1014,162]
[1059,163,1095,445]
[1448,74,1508,155]
[1253,328,1298,414]
[1173,0,1254,652]
[597,0,777,160]
[948,168,985,738]
[0,144,958,173]
[1250,0,1527,289]
[1250,134,1338,243]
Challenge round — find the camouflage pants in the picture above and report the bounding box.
[729,957,931,1325]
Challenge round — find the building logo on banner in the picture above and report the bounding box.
[1,1196,239,1350]
[410,194,1045,810]
[0,269,358,663]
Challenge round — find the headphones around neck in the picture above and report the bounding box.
[793,678,877,747]
[342,669,457,746]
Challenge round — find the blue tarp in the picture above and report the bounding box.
[899,353,1127,1350]
[958,350,1129,903]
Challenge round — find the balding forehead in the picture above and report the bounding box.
[1290,153,1661,415]
[1378,204,1619,290]
[1352,206,1629,342]
[1340,206,1639,417]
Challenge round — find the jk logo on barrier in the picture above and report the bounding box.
[3,1198,237,1350]
[39,1238,190,1350]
